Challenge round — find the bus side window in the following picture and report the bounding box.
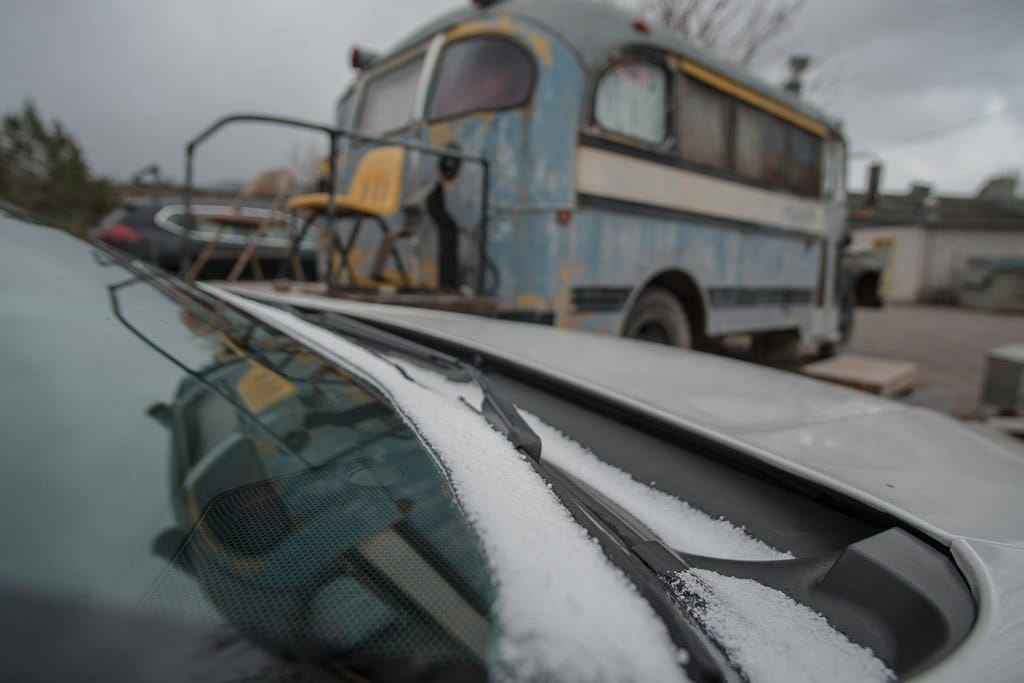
[734,104,787,187]
[734,104,762,180]
[593,61,668,146]
[355,55,426,135]
[678,77,731,171]
[761,115,787,187]
[788,128,822,197]
[823,137,847,200]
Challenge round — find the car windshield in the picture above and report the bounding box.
[0,221,495,678]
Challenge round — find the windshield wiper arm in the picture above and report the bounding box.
[323,312,473,380]
[538,463,737,683]
[310,311,542,462]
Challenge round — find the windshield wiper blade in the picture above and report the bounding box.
[474,373,542,462]
[539,463,738,683]
[310,311,542,462]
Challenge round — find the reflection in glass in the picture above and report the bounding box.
[108,276,495,678]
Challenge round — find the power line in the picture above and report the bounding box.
[871,99,1024,150]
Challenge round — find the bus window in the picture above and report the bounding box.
[593,61,668,145]
[823,137,846,200]
[788,128,823,196]
[356,55,424,135]
[762,114,787,187]
[679,77,731,170]
[734,104,761,180]
[735,104,786,186]
[426,37,535,122]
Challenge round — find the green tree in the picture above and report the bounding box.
[0,101,117,234]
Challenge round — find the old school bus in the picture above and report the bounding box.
[193,0,850,357]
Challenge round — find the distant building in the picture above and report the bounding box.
[848,175,1024,309]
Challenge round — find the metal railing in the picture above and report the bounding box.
[180,114,491,294]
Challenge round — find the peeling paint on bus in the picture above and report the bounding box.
[514,292,546,309]
[326,9,842,347]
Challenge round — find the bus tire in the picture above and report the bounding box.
[623,287,692,348]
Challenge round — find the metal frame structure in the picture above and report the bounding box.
[130,163,162,206]
[181,114,491,294]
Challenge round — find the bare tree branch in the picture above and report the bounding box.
[634,0,807,67]
[737,0,805,65]
[696,0,733,47]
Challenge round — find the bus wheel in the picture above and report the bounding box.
[623,287,692,348]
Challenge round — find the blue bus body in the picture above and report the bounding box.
[326,0,848,350]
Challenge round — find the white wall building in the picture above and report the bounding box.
[848,177,1024,305]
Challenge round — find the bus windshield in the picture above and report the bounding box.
[427,36,535,122]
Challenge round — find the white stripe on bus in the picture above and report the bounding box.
[576,146,826,236]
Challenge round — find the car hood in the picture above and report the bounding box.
[222,288,1024,550]
[216,287,1024,682]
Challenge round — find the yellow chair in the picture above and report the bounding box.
[285,146,409,287]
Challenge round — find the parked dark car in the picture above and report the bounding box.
[93,199,318,279]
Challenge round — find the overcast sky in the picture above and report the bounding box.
[1,0,1021,195]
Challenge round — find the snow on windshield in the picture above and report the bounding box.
[393,359,790,561]
[673,570,894,683]
[372,351,894,683]
[208,289,687,683]
[523,416,791,561]
[206,287,891,682]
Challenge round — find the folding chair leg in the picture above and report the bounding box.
[370,231,399,282]
[392,249,410,288]
[291,253,306,281]
[370,216,411,288]
[251,254,264,280]
[337,218,362,286]
[325,228,339,295]
[275,214,316,280]
[227,223,269,282]
[185,226,223,283]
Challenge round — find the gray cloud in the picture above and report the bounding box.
[2,0,1021,194]
[772,0,1024,193]
[0,0,463,185]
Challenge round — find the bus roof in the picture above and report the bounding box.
[385,0,843,135]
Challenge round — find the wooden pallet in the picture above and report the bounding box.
[801,354,921,396]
